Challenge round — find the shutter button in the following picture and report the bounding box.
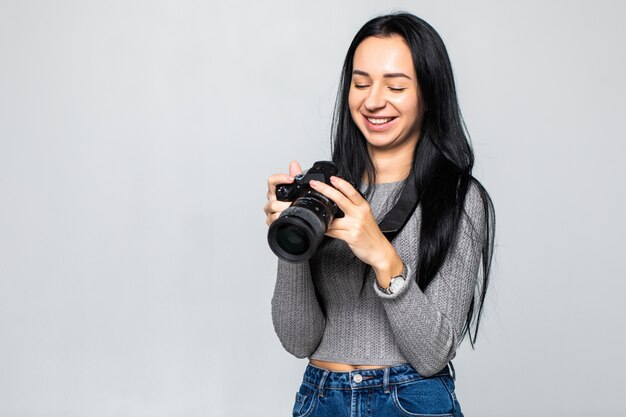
[353,373,363,383]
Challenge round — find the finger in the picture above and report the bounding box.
[289,160,302,177]
[270,200,291,214]
[326,217,351,232]
[325,228,349,241]
[329,176,367,206]
[267,173,294,199]
[266,211,283,226]
[264,200,290,216]
[309,179,354,215]
[270,212,281,223]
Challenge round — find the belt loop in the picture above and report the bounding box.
[448,361,456,382]
[317,370,330,397]
[383,367,391,394]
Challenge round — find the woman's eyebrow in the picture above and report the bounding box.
[352,69,412,80]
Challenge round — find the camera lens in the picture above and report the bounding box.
[275,223,309,255]
[267,196,334,262]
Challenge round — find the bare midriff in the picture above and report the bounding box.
[309,359,388,372]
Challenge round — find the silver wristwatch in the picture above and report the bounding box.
[377,263,407,295]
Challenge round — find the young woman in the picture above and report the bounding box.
[264,12,495,417]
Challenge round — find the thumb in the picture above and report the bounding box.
[289,160,302,177]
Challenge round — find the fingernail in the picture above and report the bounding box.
[310,180,317,186]
[287,176,294,181]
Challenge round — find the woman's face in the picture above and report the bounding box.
[348,35,425,153]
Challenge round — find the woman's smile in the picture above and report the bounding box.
[362,114,399,131]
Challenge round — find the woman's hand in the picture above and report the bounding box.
[309,176,404,286]
[264,161,302,226]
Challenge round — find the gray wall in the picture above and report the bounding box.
[1,1,625,416]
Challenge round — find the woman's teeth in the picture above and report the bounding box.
[367,117,394,125]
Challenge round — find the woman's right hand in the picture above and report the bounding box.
[264,161,303,226]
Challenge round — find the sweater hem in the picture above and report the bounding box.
[308,354,409,367]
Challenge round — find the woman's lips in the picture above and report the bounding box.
[362,114,398,132]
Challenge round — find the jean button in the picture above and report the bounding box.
[353,373,363,383]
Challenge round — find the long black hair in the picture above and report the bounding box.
[331,12,496,347]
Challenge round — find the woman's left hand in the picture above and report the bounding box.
[309,176,401,275]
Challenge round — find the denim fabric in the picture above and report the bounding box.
[292,362,464,417]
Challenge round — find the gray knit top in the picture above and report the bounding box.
[271,179,485,377]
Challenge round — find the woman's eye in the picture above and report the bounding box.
[352,84,405,91]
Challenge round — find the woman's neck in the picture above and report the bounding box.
[366,145,414,184]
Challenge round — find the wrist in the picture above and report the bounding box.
[372,244,405,288]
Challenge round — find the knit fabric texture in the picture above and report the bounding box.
[271,179,485,377]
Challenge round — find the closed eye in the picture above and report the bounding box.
[353,84,406,92]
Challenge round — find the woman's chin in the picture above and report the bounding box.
[364,136,401,151]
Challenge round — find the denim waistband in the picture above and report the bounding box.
[303,362,454,396]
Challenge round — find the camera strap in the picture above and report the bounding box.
[378,173,420,243]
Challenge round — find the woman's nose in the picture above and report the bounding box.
[364,86,386,111]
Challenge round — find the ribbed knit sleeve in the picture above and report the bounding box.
[373,183,486,376]
[271,259,326,358]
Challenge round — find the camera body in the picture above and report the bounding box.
[275,160,345,218]
[268,161,345,262]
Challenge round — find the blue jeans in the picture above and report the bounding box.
[292,362,464,417]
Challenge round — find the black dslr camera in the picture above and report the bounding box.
[267,161,345,262]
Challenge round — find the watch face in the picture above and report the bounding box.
[390,277,405,293]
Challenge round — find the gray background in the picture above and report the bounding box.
[1,1,625,416]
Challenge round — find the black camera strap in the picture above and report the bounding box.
[378,173,420,243]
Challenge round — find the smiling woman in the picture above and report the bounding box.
[348,35,426,183]
[264,11,495,417]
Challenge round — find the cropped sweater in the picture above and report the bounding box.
[270,179,485,377]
